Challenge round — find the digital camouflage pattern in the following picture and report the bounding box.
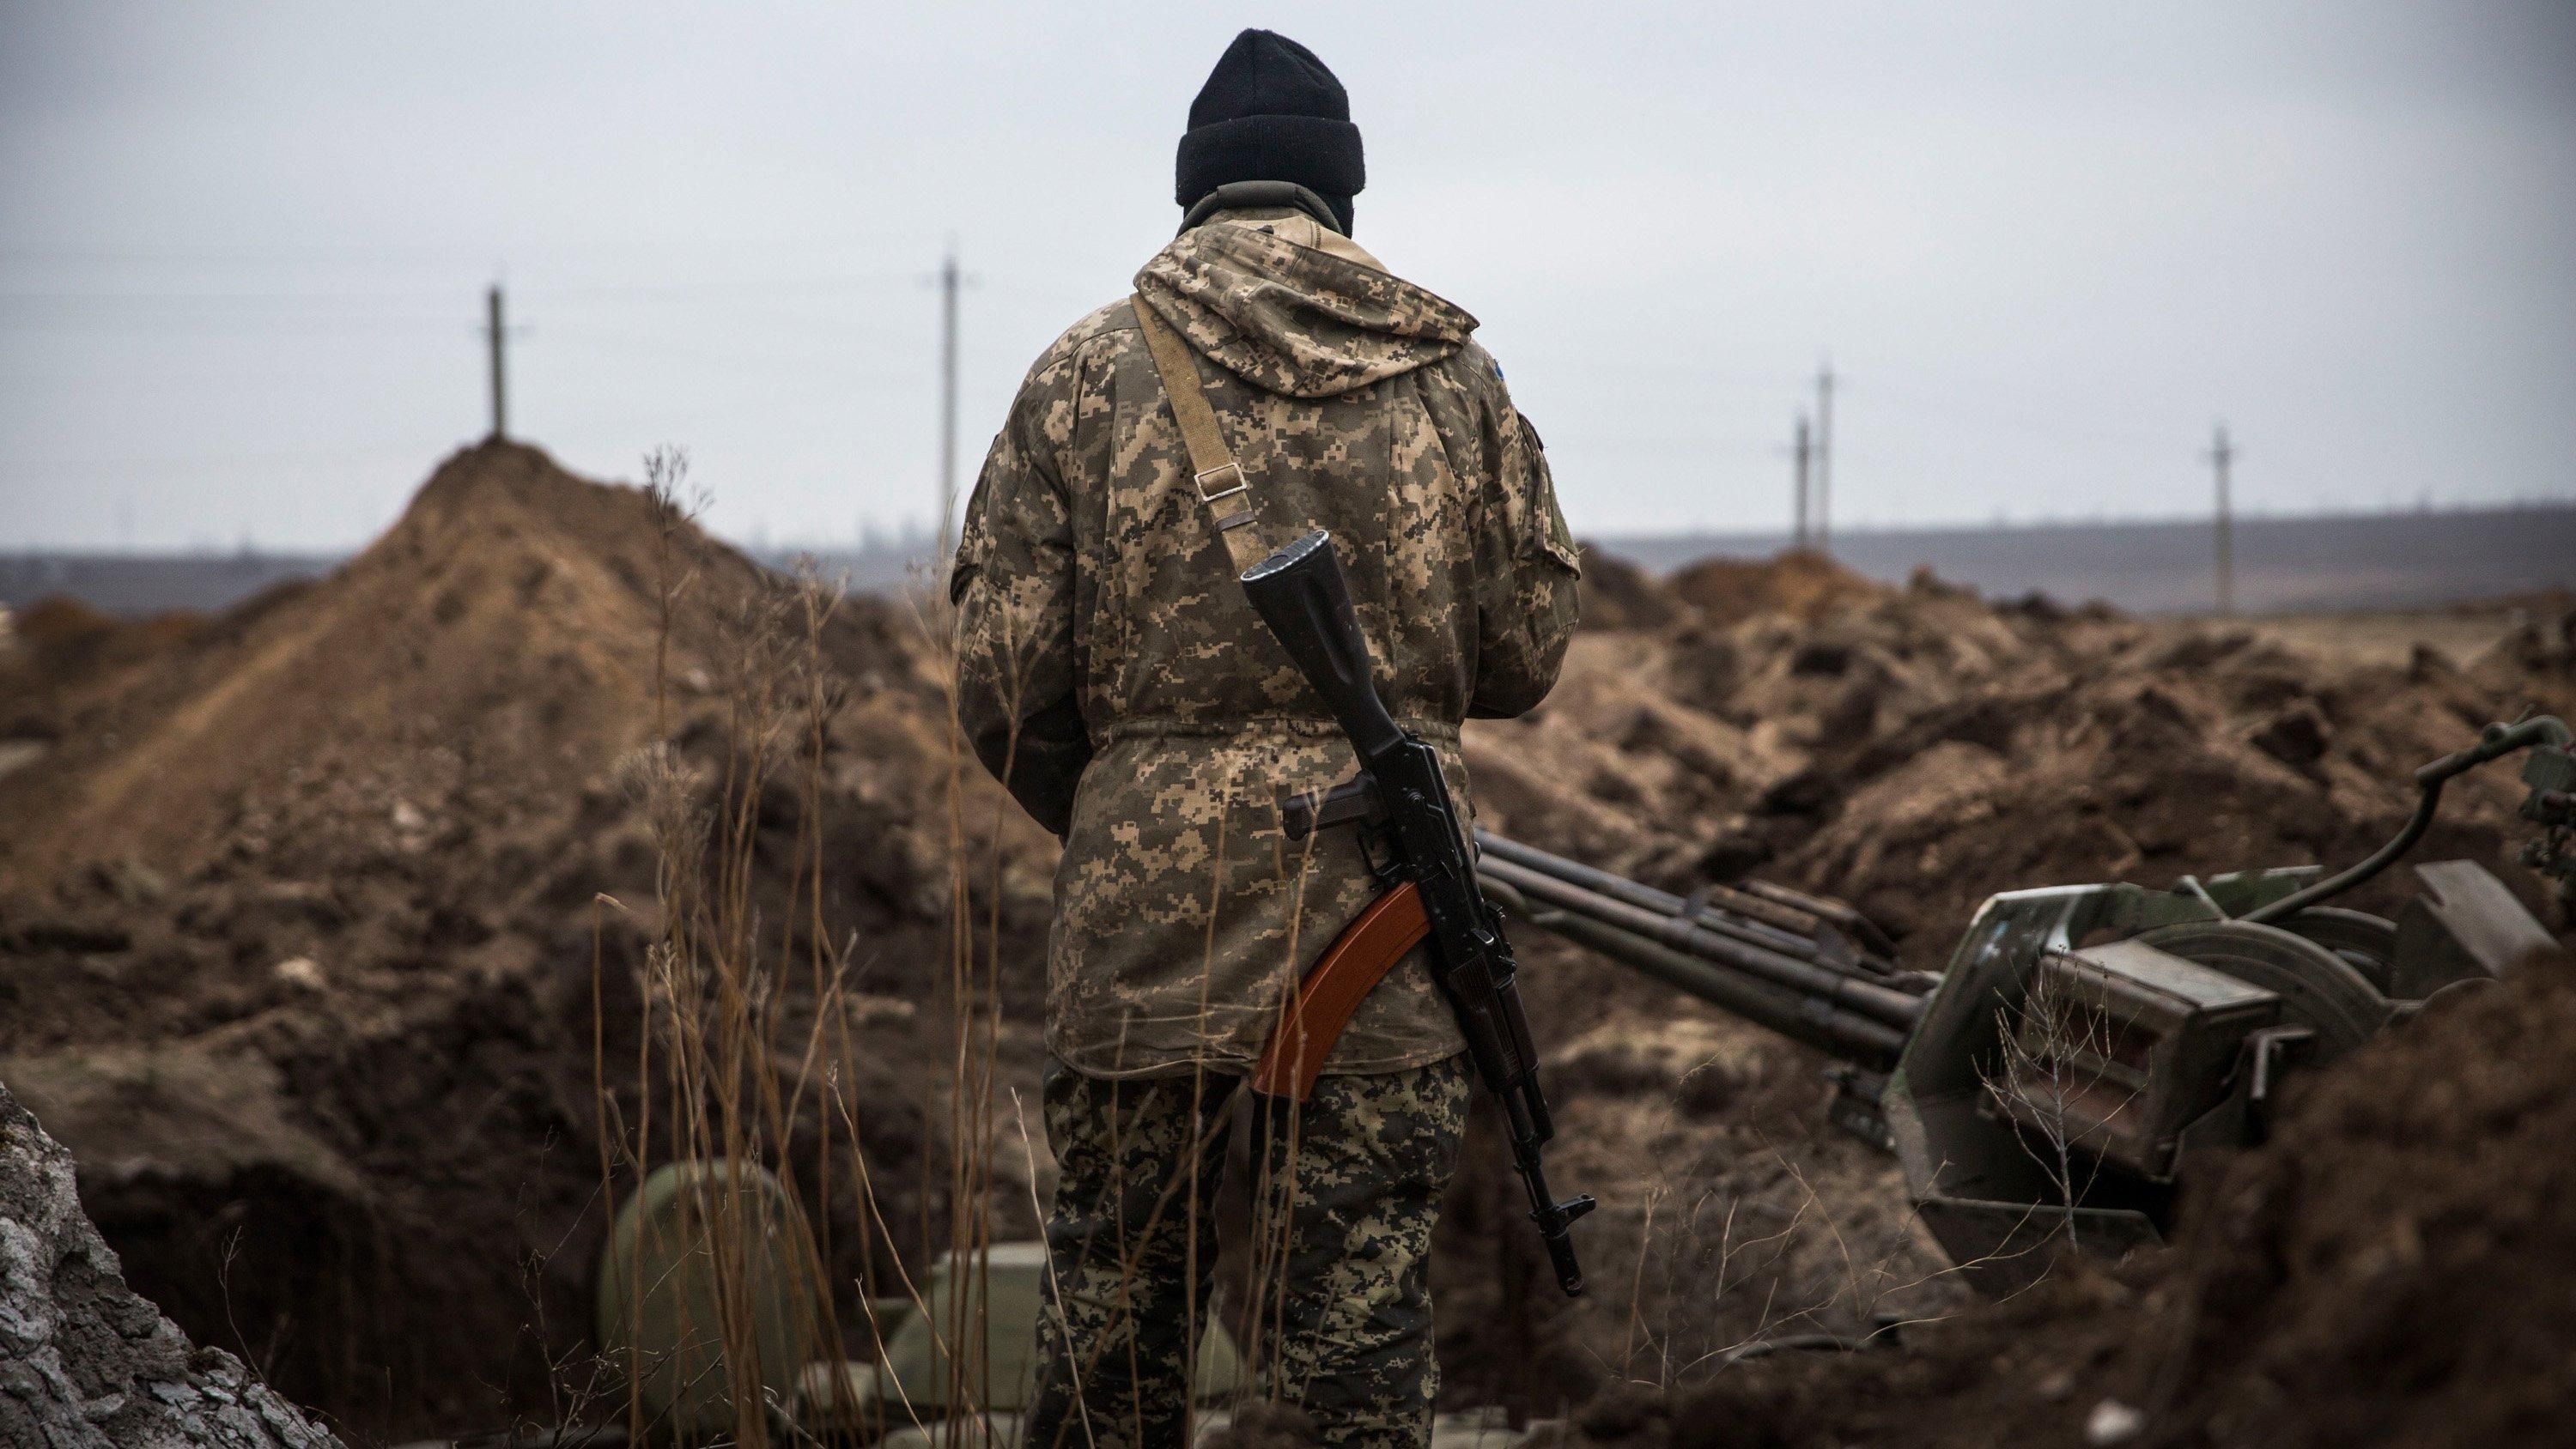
[951,208,1581,1078]
[1022,1055,1472,1449]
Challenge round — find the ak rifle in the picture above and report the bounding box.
[1239,529,1595,1296]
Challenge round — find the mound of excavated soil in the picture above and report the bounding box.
[1665,551,1887,630]
[1444,556,2574,1438]
[3,442,878,882]
[0,597,207,762]
[2128,945,2576,1446]
[1467,570,2573,955]
[0,443,1057,1440]
[1575,546,1695,634]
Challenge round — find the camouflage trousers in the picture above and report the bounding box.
[1022,1054,1472,1449]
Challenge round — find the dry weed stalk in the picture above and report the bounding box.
[594,453,880,1447]
[1596,1076,1974,1397]
[903,552,1015,1444]
[586,453,1358,1448]
[1980,961,2137,1255]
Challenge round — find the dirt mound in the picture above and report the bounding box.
[3,442,864,883]
[0,443,1057,1440]
[1445,551,2573,1429]
[1576,546,1693,633]
[1664,551,1886,629]
[0,596,206,744]
[2132,947,2576,1446]
[1468,567,2571,956]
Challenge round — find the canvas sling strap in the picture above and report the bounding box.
[1131,294,1278,573]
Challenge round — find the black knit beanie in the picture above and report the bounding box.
[1176,29,1364,234]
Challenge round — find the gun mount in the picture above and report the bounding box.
[1483,716,2574,1294]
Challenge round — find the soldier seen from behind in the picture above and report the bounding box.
[951,28,1581,1449]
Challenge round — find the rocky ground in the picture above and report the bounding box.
[2,1076,347,1448]
[3,443,2570,1446]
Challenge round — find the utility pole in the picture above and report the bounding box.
[2207,423,2236,616]
[483,283,508,441]
[1791,412,1812,551]
[936,246,962,553]
[1814,361,1836,555]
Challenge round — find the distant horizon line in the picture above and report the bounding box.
[4,492,2572,560]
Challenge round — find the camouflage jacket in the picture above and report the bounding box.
[951,207,1581,1079]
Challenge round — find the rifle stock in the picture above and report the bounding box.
[1242,529,1595,1295]
[1242,530,1406,759]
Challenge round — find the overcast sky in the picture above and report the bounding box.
[3,2,2571,550]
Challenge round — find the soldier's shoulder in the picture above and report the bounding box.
[1450,336,1506,382]
[1433,337,1510,395]
[1056,297,1148,361]
[1420,337,1517,420]
[1012,298,1145,395]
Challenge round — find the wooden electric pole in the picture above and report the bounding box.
[483,284,509,440]
[1792,412,1813,551]
[936,246,961,552]
[2208,423,2236,616]
[1814,361,1836,555]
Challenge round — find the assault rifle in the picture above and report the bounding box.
[1239,529,1595,1296]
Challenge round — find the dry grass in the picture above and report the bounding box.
[586,450,1314,1448]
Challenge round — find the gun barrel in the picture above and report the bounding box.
[1474,830,1916,981]
[1479,856,1925,1034]
[1476,830,1820,954]
[1483,873,1912,1064]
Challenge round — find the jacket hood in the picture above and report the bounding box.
[1133,219,1477,399]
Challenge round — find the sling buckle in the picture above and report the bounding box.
[1194,462,1249,506]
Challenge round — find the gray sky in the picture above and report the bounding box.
[3,1,2572,550]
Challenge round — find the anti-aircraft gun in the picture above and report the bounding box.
[1479,716,2576,1294]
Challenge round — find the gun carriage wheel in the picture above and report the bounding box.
[2269,906,2401,995]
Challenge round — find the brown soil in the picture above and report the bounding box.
[4,446,2571,1446]
[1440,553,2576,1441]
[0,443,1059,1442]
[1575,547,1695,634]
[0,596,208,743]
[1664,550,1887,629]
[1468,565,2571,954]
[1534,951,2576,1449]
